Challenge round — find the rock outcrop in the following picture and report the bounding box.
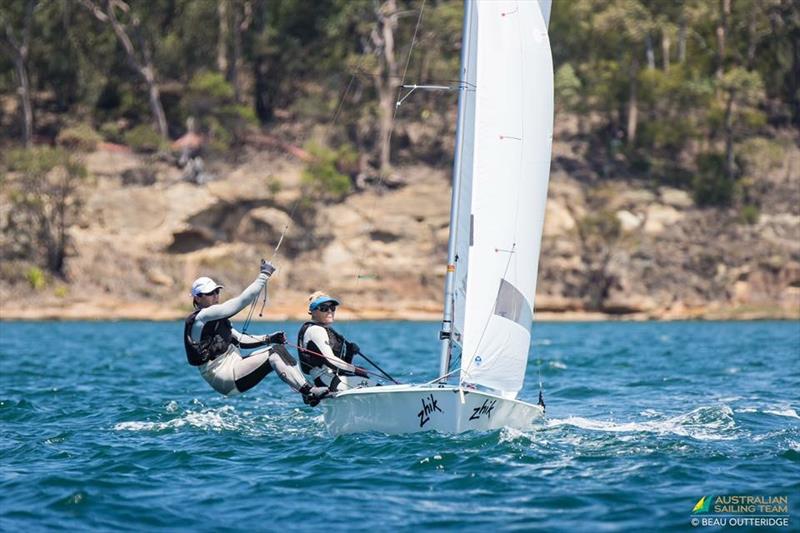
[1,137,798,321]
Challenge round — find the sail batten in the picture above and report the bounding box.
[453,0,554,396]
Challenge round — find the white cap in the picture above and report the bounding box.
[190,276,224,297]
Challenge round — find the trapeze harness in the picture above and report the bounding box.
[297,322,366,391]
[183,309,235,366]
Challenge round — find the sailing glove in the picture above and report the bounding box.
[346,341,361,356]
[260,259,276,277]
[344,341,360,362]
[268,331,287,345]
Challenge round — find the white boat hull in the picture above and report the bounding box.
[321,384,544,436]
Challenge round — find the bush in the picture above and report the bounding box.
[693,152,734,206]
[3,147,88,275]
[739,205,760,225]
[56,123,102,151]
[124,124,164,153]
[25,266,47,290]
[180,71,256,151]
[301,142,356,200]
[99,121,125,144]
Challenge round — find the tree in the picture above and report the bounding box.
[715,67,766,182]
[0,0,36,147]
[79,0,168,138]
[3,147,88,276]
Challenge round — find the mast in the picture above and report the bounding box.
[438,0,475,380]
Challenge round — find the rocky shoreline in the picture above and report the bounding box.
[1,298,796,322]
[2,132,799,323]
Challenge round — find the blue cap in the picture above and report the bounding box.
[309,295,340,311]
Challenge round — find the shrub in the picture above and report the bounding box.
[180,71,256,151]
[739,205,760,225]
[693,152,734,206]
[99,121,125,144]
[25,266,46,290]
[301,142,356,200]
[53,286,69,298]
[3,147,88,275]
[123,124,164,153]
[56,123,102,151]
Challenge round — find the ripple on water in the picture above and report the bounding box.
[0,320,797,531]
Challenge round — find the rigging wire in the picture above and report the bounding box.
[240,51,370,334]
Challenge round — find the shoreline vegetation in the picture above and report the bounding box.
[1,1,798,324]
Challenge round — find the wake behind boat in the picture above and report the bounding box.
[321,0,554,436]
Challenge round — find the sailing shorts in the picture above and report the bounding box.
[199,345,274,396]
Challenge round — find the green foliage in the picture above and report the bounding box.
[738,138,786,177]
[3,146,88,275]
[739,205,760,225]
[301,142,356,200]
[56,123,102,151]
[53,285,69,298]
[25,266,47,290]
[99,121,125,143]
[181,71,255,151]
[0,0,796,195]
[693,153,733,206]
[123,124,164,153]
[555,63,582,113]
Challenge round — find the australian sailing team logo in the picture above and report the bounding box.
[690,495,789,528]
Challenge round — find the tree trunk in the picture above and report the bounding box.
[1,0,35,147]
[12,52,33,147]
[723,91,736,182]
[80,0,169,138]
[792,14,800,128]
[231,0,252,103]
[678,15,687,63]
[716,0,730,80]
[662,32,670,71]
[144,65,168,139]
[645,33,655,70]
[217,0,229,75]
[371,0,399,174]
[626,58,639,145]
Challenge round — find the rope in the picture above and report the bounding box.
[285,341,392,384]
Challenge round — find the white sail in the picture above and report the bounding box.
[322,0,552,435]
[454,1,554,396]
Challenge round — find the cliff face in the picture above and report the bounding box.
[1,134,798,321]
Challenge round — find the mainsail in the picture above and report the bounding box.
[449,1,554,397]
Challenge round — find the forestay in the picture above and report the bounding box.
[451,1,554,397]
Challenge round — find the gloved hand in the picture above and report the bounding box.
[268,331,287,344]
[260,259,276,277]
[346,341,361,357]
[353,366,369,378]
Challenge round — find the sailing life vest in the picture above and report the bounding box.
[297,322,352,374]
[184,309,233,366]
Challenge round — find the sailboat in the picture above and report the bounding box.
[321,0,554,435]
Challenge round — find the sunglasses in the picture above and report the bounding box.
[317,304,337,312]
[202,288,221,297]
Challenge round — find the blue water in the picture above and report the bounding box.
[1,320,798,531]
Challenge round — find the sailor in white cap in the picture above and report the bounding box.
[183,260,328,404]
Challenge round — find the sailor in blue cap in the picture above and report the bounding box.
[296,291,374,394]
